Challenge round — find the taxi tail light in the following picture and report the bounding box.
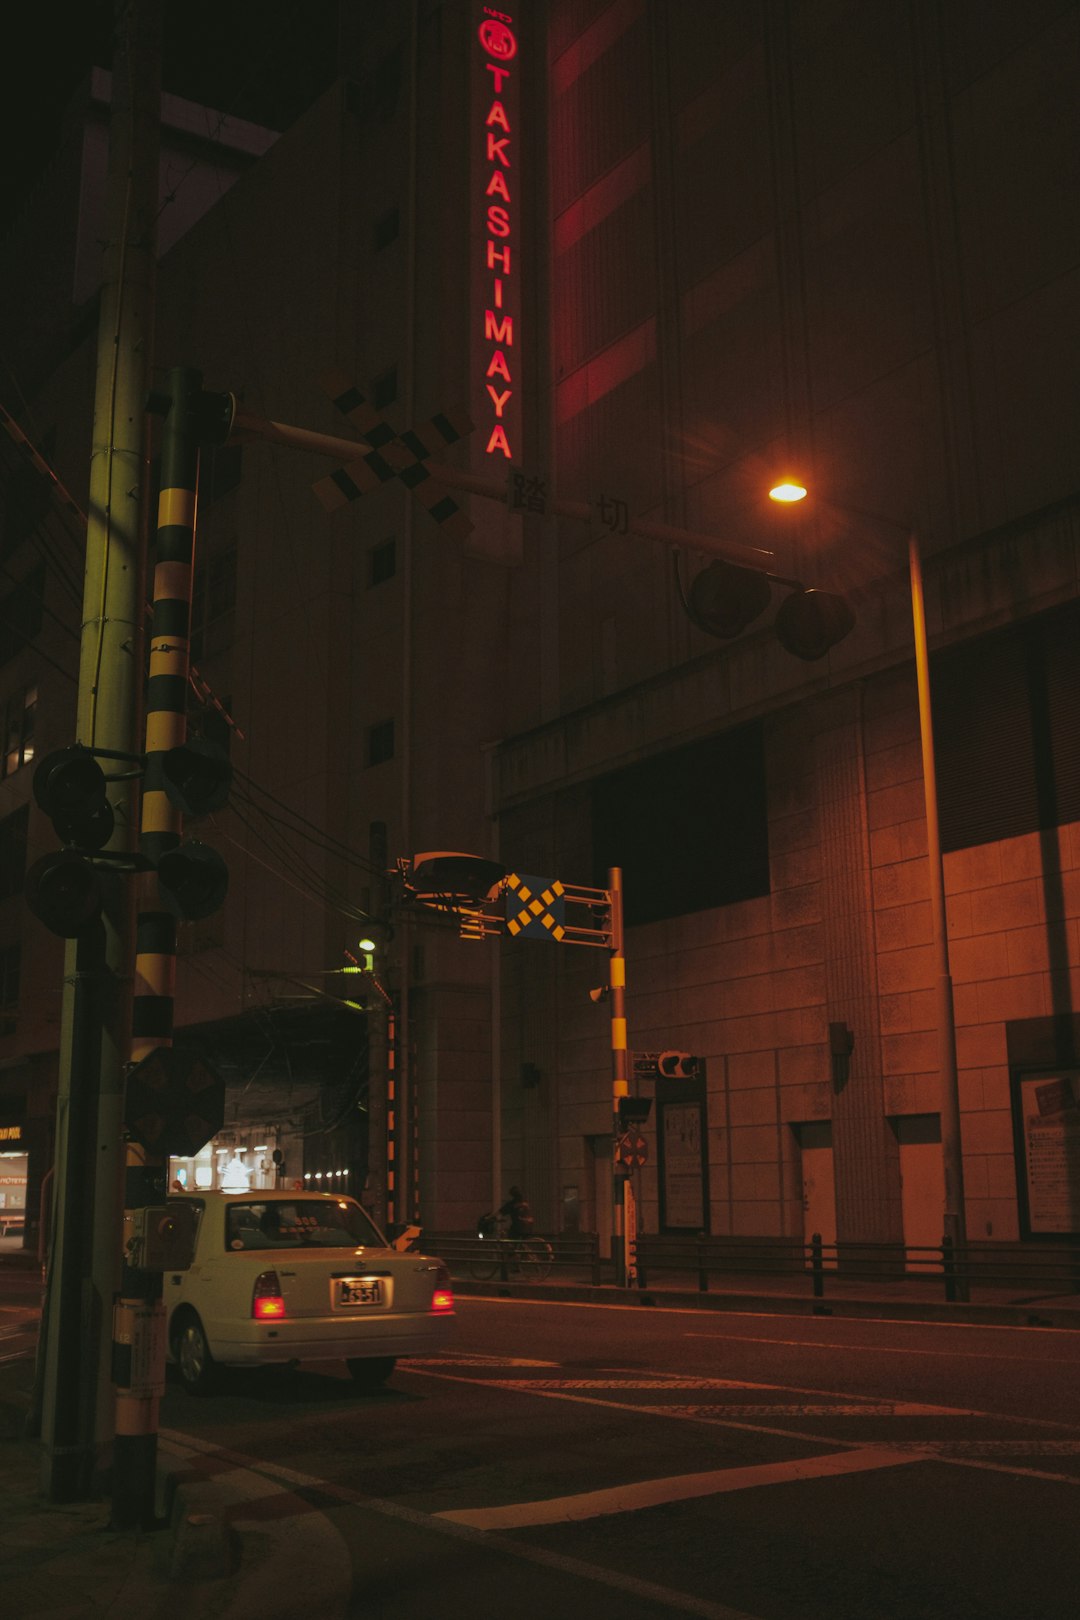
[252,1269,286,1320]
[431,1262,454,1314]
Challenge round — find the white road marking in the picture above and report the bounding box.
[406,1352,559,1367]
[160,1426,764,1620]
[683,1329,1080,1365]
[435,1446,926,1529]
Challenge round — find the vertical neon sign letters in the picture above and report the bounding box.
[478,10,517,460]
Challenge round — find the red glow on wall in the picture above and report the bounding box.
[479,9,518,461]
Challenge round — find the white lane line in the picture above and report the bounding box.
[494,1381,984,1417]
[683,1330,1080,1366]
[160,1426,764,1620]
[406,1353,560,1367]
[435,1446,925,1530]
[460,1294,1080,1339]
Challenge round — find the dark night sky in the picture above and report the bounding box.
[2,1,340,224]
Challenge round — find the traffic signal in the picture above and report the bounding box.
[687,560,772,640]
[657,1051,699,1079]
[774,588,855,661]
[410,851,506,901]
[25,746,115,936]
[161,738,231,817]
[32,746,114,850]
[618,1095,652,1126]
[24,849,104,938]
[156,840,229,920]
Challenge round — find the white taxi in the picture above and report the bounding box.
[165,1190,454,1393]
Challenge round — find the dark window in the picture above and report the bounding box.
[0,805,28,901]
[367,719,395,767]
[2,684,36,779]
[592,723,770,926]
[0,565,45,669]
[0,943,20,1007]
[369,538,396,586]
[934,599,1080,853]
[372,368,397,411]
[374,208,399,250]
[1,428,55,559]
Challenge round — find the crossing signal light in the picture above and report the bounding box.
[156,840,229,920]
[657,1051,699,1079]
[774,588,855,661]
[32,746,114,850]
[24,850,105,938]
[161,738,232,816]
[687,561,772,640]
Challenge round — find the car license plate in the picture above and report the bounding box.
[335,1277,384,1308]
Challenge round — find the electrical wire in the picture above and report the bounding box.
[226,792,370,920]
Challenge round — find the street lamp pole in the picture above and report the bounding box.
[769,484,968,1290]
[906,531,968,1278]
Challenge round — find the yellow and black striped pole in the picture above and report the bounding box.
[112,367,215,1527]
[607,867,629,1287]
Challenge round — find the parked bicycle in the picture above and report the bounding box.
[469,1213,554,1281]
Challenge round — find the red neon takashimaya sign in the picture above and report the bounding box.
[478,9,518,461]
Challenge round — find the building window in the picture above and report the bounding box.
[934,597,1080,853]
[0,565,45,670]
[1,428,55,559]
[372,367,398,411]
[367,719,395,767]
[374,208,399,251]
[0,943,20,1008]
[591,723,770,926]
[369,538,396,586]
[2,685,36,779]
[0,805,28,902]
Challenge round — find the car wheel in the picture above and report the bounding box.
[346,1355,396,1389]
[174,1310,219,1395]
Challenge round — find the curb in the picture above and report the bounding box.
[449,1276,1080,1330]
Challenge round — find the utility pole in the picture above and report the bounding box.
[111,367,233,1529]
[38,0,161,1502]
[607,867,629,1287]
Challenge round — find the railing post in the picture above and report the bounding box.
[811,1232,824,1299]
[942,1233,956,1302]
[697,1235,709,1293]
[637,1241,648,1290]
[590,1231,602,1287]
[499,1240,510,1282]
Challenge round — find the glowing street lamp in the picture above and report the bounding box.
[768,479,968,1285]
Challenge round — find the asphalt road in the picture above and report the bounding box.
[148,1292,1080,1619]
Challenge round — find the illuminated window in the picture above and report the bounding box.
[367,719,395,767]
[374,208,399,251]
[2,685,36,779]
[369,538,396,586]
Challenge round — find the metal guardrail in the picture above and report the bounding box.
[421,1231,603,1284]
[418,1229,1080,1304]
[634,1233,1080,1304]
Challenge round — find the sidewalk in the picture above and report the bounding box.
[451,1263,1080,1330]
[2,1251,1079,1618]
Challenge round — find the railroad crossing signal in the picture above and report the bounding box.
[312,370,476,543]
[617,1131,648,1169]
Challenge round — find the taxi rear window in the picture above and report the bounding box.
[225,1198,384,1251]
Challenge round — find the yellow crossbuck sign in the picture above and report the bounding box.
[505,873,566,941]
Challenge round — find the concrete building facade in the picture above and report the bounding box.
[1,0,1078,1257]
